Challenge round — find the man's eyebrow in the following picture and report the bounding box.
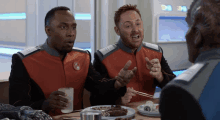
[59,22,68,25]
[123,21,132,24]
[59,22,77,26]
[123,19,141,24]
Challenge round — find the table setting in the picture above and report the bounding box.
[53,88,161,120]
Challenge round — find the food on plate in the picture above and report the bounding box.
[101,110,110,117]
[91,105,128,117]
[144,104,159,112]
[155,105,159,109]
[106,105,128,116]
[144,106,151,111]
[152,104,159,112]
[91,106,111,117]
[91,106,110,111]
[145,101,154,105]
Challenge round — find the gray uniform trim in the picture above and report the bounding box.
[195,47,220,63]
[97,44,119,61]
[173,63,206,83]
[41,40,89,57]
[96,38,163,61]
[17,46,42,60]
[17,40,89,60]
[41,41,60,57]
[72,47,88,54]
[142,42,162,53]
[164,59,220,101]
[72,47,91,61]
[117,38,142,53]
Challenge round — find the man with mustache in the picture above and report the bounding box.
[159,0,220,120]
[91,4,176,106]
[9,6,137,116]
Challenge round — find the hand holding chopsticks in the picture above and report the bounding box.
[145,57,164,82]
[121,87,136,105]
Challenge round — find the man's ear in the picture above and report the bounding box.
[45,26,52,37]
[194,30,203,48]
[114,26,120,36]
[187,25,203,48]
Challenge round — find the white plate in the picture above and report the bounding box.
[81,105,135,120]
[137,104,160,117]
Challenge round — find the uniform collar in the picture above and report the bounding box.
[195,48,220,63]
[41,39,60,57]
[117,38,142,53]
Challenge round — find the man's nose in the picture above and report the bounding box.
[67,29,75,37]
[132,26,139,32]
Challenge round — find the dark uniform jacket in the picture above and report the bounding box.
[92,39,176,105]
[159,48,220,120]
[9,40,126,116]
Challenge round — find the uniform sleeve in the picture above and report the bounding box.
[92,51,109,78]
[84,63,126,105]
[159,84,206,120]
[85,53,126,106]
[9,54,45,111]
[154,47,176,88]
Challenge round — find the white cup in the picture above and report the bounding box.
[58,87,74,113]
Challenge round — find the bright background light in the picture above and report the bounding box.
[75,13,91,20]
[0,47,22,55]
[0,13,26,20]
[0,13,91,20]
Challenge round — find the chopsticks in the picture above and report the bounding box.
[73,109,83,112]
[131,89,154,98]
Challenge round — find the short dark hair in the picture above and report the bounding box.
[44,6,71,27]
[114,4,142,27]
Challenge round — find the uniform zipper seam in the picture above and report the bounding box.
[62,62,67,86]
[132,53,140,101]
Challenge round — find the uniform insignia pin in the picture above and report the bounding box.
[73,62,80,70]
[76,66,80,70]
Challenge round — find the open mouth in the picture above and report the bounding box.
[67,42,74,47]
[132,34,140,39]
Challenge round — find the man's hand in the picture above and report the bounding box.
[121,87,136,105]
[115,60,137,89]
[145,57,163,82]
[41,91,69,112]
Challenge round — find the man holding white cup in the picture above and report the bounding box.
[58,87,74,113]
[9,6,137,116]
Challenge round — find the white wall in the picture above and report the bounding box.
[0,0,26,13]
[75,0,91,13]
[0,0,26,46]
